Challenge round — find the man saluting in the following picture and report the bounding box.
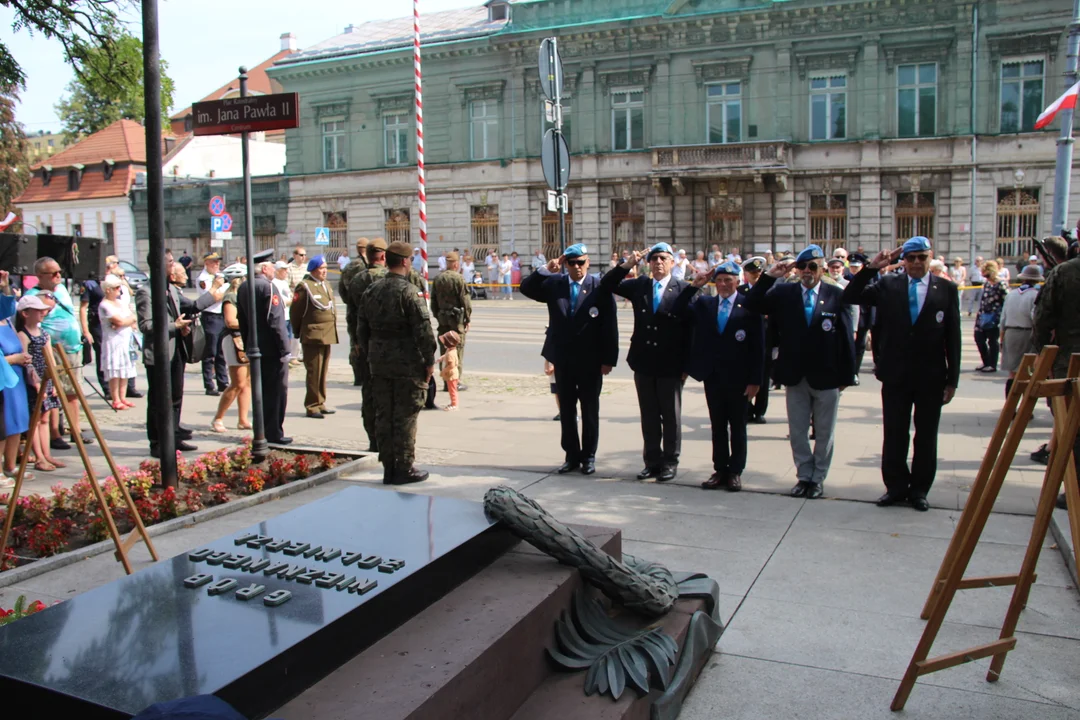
[600,242,691,482]
[841,236,961,511]
[520,244,618,476]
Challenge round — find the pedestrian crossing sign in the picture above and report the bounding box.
[315,227,330,246]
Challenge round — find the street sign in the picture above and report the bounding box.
[191,92,301,136]
[210,236,224,248]
[541,128,570,191]
[212,231,233,241]
[315,227,330,246]
[211,216,225,233]
[538,38,564,101]
[209,196,226,216]
[221,212,233,232]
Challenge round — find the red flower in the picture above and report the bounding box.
[27,600,45,613]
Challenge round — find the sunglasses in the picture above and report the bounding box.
[795,261,820,271]
[565,259,587,267]
[906,253,930,262]
[295,252,306,257]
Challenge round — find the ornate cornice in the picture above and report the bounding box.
[691,56,753,87]
[882,37,955,74]
[597,67,654,95]
[986,30,1062,62]
[794,49,860,80]
[370,91,413,118]
[458,79,505,108]
[310,99,351,120]
[524,68,580,98]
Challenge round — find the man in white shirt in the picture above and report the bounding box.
[438,252,448,272]
[672,249,689,281]
[965,256,985,316]
[531,250,547,272]
[197,252,228,396]
[338,253,350,272]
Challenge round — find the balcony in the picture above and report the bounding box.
[651,141,791,177]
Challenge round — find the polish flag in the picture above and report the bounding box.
[1035,80,1080,130]
[0,212,16,231]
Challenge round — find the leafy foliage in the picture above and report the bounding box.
[0,83,27,214]
[55,25,175,140]
[548,590,677,700]
[0,595,51,626]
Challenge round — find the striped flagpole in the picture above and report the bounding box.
[414,0,428,288]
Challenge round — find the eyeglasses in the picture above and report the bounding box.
[795,261,820,271]
[39,269,61,277]
[649,255,672,262]
[906,253,930,262]
[295,252,306,258]
[565,259,587,267]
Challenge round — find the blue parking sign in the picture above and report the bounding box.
[211,216,225,233]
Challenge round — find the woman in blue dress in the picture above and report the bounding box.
[0,281,30,487]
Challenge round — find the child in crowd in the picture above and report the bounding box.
[16,295,65,471]
[437,331,461,411]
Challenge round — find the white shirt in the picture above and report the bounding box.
[462,260,476,279]
[909,274,929,316]
[272,277,292,307]
[338,255,350,271]
[532,254,546,270]
[438,255,447,271]
[653,274,672,296]
[672,258,688,280]
[716,292,736,322]
[197,270,223,313]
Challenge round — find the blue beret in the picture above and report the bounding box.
[647,242,673,259]
[714,260,741,276]
[901,236,932,256]
[795,245,825,263]
[307,255,325,272]
[564,243,588,258]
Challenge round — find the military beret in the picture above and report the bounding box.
[742,256,766,273]
[901,236,932,256]
[356,237,370,249]
[714,260,741,276]
[446,251,460,262]
[307,255,326,272]
[795,245,825,263]
[387,241,413,258]
[647,242,673,259]
[564,243,588,258]
[369,237,388,252]
[848,253,868,265]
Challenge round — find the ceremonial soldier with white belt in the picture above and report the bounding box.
[289,255,339,419]
[600,242,691,482]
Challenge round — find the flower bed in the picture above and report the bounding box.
[0,595,56,626]
[0,441,342,573]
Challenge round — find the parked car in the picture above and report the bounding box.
[117,260,148,291]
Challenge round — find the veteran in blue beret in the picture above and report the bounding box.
[673,260,765,491]
[600,242,692,482]
[841,237,961,512]
[521,243,619,475]
[744,245,856,499]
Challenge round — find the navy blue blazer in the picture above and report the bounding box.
[673,287,765,388]
[600,265,691,377]
[520,270,619,371]
[744,276,855,390]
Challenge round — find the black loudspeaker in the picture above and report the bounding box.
[36,234,106,282]
[0,233,41,276]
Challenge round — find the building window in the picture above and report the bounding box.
[895,192,935,244]
[470,100,499,160]
[541,202,573,260]
[384,114,409,166]
[809,194,848,253]
[897,63,937,137]
[1001,59,1044,133]
[385,209,411,245]
[996,188,1040,259]
[67,169,81,191]
[103,222,115,251]
[70,223,82,237]
[184,115,193,133]
[611,90,644,151]
[103,163,114,181]
[706,83,742,144]
[47,139,53,147]
[322,119,347,171]
[706,196,744,253]
[543,100,571,150]
[254,215,278,253]
[470,205,500,257]
[324,211,348,250]
[611,199,645,256]
[810,75,846,141]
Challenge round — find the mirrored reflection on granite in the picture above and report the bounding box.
[0,487,499,715]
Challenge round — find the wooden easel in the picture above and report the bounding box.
[892,347,1080,710]
[0,344,158,575]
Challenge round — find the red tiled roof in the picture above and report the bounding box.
[16,164,143,204]
[170,49,293,122]
[30,119,146,171]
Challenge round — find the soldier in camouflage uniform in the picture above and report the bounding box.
[429,250,472,390]
[1033,254,1080,510]
[339,237,370,386]
[356,240,436,485]
[348,239,426,452]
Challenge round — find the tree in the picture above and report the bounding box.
[0,84,29,217]
[55,27,175,140]
[0,0,122,90]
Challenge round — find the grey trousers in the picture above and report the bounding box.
[785,379,840,485]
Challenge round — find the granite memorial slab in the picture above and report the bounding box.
[0,486,516,719]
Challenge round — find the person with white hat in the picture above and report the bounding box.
[98,274,139,411]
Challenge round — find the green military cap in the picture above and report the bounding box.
[446,251,460,262]
[387,241,413,258]
[369,237,388,251]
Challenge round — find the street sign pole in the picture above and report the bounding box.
[239,67,269,463]
[540,37,569,254]
[551,38,566,253]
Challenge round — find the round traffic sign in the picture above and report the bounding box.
[541,128,570,191]
[221,212,233,232]
[209,196,226,216]
[538,38,564,101]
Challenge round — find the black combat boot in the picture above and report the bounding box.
[382,462,395,485]
[388,466,429,485]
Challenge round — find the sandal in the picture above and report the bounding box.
[34,461,57,472]
[211,420,227,433]
[6,470,34,481]
[237,422,253,430]
[49,459,66,469]
[121,400,136,408]
[111,402,129,411]
[0,475,13,489]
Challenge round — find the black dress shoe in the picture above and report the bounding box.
[726,473,742,492]
[387,466,429,485]
[581,460,596,475]
[557,461,580,474]
[657,466,676,482]
[790,482,809,498]
[269,437,293,445]
[149,445,160,459]
[306,411,324,419]
[701,473,726,490]
[50,437,71,451]
[320,408,336,415]
[177,429,194,440]
[1031,444,1050,465]
[876,491,908,507]
[911,496,930,512]
[806,483,824,499]
[205,389,221,397]
[127,390,144,399]
[636,467,658,480]
[552,414,561,422]
[176,440,198,452]
[1058,493,1068,510]
[750,415,767,425]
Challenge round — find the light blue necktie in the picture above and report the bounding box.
[804,288,815,326]
[653,281,662,312]
[570,281,580,312]
[717,297,731,334]
[909,277,920,324]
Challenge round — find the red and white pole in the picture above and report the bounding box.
[413,0,429,290]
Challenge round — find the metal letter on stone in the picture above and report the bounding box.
[183,573,214,588]
[207,578,239,596]
[263,589,292,607]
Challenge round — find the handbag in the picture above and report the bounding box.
[184,315,208,364]
[977,312,1000,331]
[231,333,249,365]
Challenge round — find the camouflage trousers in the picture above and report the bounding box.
[437,330,466,380]
[370,376,427,469]
[356,347,376,449]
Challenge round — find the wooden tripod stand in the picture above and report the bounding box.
[892,347,1080,710]
[0,344,158,574]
